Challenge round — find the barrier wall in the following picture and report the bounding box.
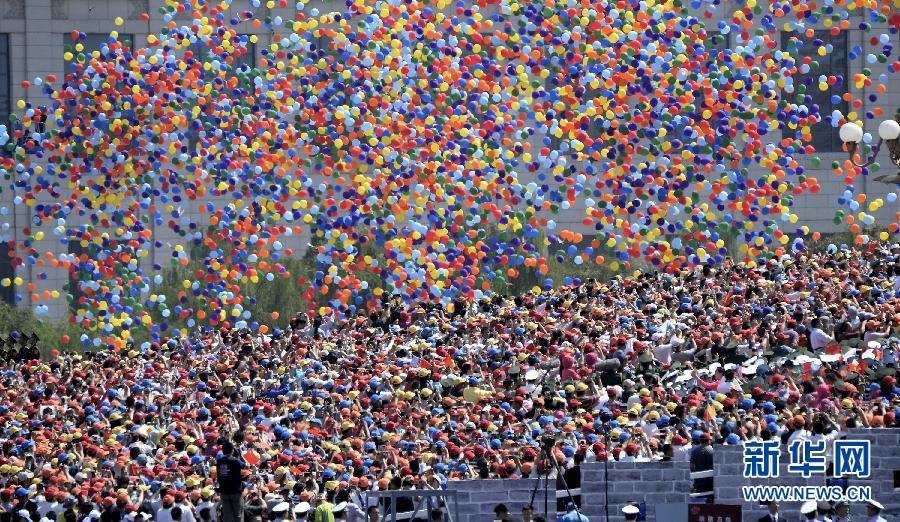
[445,478,556,522]
[579,460,692,522]
[440,429,899,522]
[712,428,900,521]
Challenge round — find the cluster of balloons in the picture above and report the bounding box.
[0,0,897,348]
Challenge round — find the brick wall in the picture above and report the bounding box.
[580,460,692,522]
[445,478,556,522]
[713,430,900,520]
[436,429,899,522]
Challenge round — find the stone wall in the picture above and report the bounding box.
[436,429,899,522]
[445,478,556,522]
[580,460,692,522]
[712,429,900,520]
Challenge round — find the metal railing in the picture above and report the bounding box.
[690,469,715,498]
[365,489,460,522]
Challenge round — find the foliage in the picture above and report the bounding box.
[0,301,84,358]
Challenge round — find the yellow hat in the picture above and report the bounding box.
[223,379,235,387]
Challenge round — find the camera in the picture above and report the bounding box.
[541,435,556,451]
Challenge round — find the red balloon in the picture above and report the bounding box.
[61,335,70,344]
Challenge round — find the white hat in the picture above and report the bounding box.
[820,353,841,363]
[800,501,817,514]
[867,500,884,511]
[333,502,347,513]
[272,502,290,514]
[622,505,640,515]
[294,502,311,515]
[525,369,539,381]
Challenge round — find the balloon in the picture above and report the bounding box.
[0,0,892,346]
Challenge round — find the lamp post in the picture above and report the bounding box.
[838,115,900,239]
[838,115,900,184]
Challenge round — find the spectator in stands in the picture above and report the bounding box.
[0,242,894,520]
[689,434,714,502]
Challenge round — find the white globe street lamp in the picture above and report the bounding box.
[838,115,900,184]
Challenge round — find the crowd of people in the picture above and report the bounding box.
[0,242,897,522]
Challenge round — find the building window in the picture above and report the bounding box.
[310,34,337,64]
[0,34,11,158]
[68,241,85,311]
[705,31,730,58]
[187,37,255,153]
[0,34,9,127]
[232,40,257,71]
[0,242,14,305]
[782,30,848,152]
[544,66,564,150]
[63,33,133,74]
[193,37,256,72]
[62,34,133,122]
